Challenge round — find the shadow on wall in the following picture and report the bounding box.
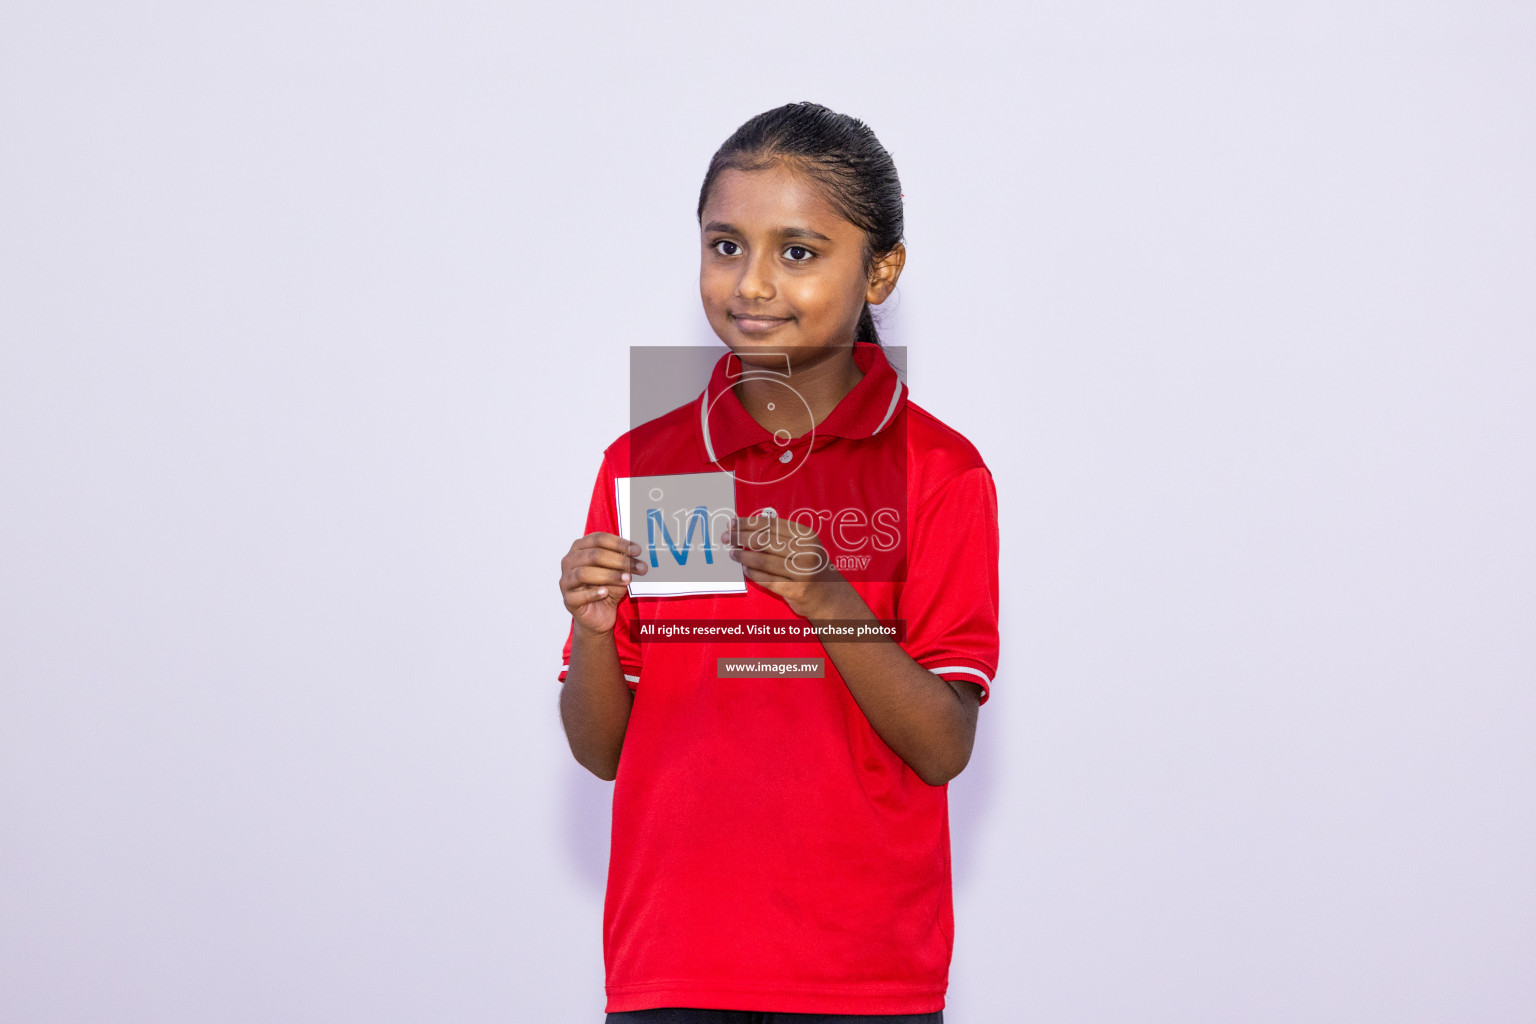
[949,692,1000,892]
[562,755,613,892]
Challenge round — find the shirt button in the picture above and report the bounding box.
[779,451,793,463]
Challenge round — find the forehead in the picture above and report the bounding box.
[702,163,860,238]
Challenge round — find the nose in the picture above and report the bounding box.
[735,249,774,302]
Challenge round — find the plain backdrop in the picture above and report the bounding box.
[2,2,1533,1022]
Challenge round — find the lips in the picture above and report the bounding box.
[729,312,793,334]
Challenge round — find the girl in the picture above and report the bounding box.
[557,102,1000,1023]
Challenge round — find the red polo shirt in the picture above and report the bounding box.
[559,342,999,1015]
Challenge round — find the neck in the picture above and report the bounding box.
[733,345,864,438]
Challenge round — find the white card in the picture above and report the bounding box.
[616,473,746,598]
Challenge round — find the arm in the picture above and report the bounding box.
[809,584,982,786]
[725,518,982,787]
[558,533,647,780]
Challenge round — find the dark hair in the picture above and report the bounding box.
[697,102,904,346]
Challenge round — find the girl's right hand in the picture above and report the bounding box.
[560,532,647,635]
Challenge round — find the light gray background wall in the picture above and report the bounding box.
[2,3,1532,1022]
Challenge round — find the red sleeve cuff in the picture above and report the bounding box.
[921,659,993,704]
[558,663,643,688]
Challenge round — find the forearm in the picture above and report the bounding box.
[811,585,978,787]
[559,625,634,780]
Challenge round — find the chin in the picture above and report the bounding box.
[721,341,828,376]
[716,325,806,351]
[717,344,785,375]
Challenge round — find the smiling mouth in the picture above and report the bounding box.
[730,313,793,333]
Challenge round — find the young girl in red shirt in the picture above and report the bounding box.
[558,102,1000,1023]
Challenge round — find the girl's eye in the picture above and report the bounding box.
[712,240,741,256]
[784,245,814,262]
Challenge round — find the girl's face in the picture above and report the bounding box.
[699,163,903,366]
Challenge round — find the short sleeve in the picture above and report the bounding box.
[558,454,644,687]
[897,466,1000,703]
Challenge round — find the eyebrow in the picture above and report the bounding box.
[703,221,833,243]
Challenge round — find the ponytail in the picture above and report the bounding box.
[855,303,881,346]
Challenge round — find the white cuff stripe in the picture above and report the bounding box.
[926,665,992,686]
[560,664,642,684]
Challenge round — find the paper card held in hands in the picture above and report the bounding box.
[616,472,746,598]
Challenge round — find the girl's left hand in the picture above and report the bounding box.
[724,515,859,620]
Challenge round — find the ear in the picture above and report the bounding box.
[865,243,906,306]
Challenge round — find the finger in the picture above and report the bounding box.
[730,546,783,576]
[569,565,633,588]
[564,550,647,578]
[728,517,786,552]
[735,543,830,582]
[576,532,645,559]
[567,585,611,607]
[576,545,649,574]
[562,566,619,592]
[733,515,812,537]
[740,564,788,595]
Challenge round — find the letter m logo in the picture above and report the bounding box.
[647,506,713,567]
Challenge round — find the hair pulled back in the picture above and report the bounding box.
[697,101,904,346]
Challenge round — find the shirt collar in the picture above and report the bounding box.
[697,342,907,462]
